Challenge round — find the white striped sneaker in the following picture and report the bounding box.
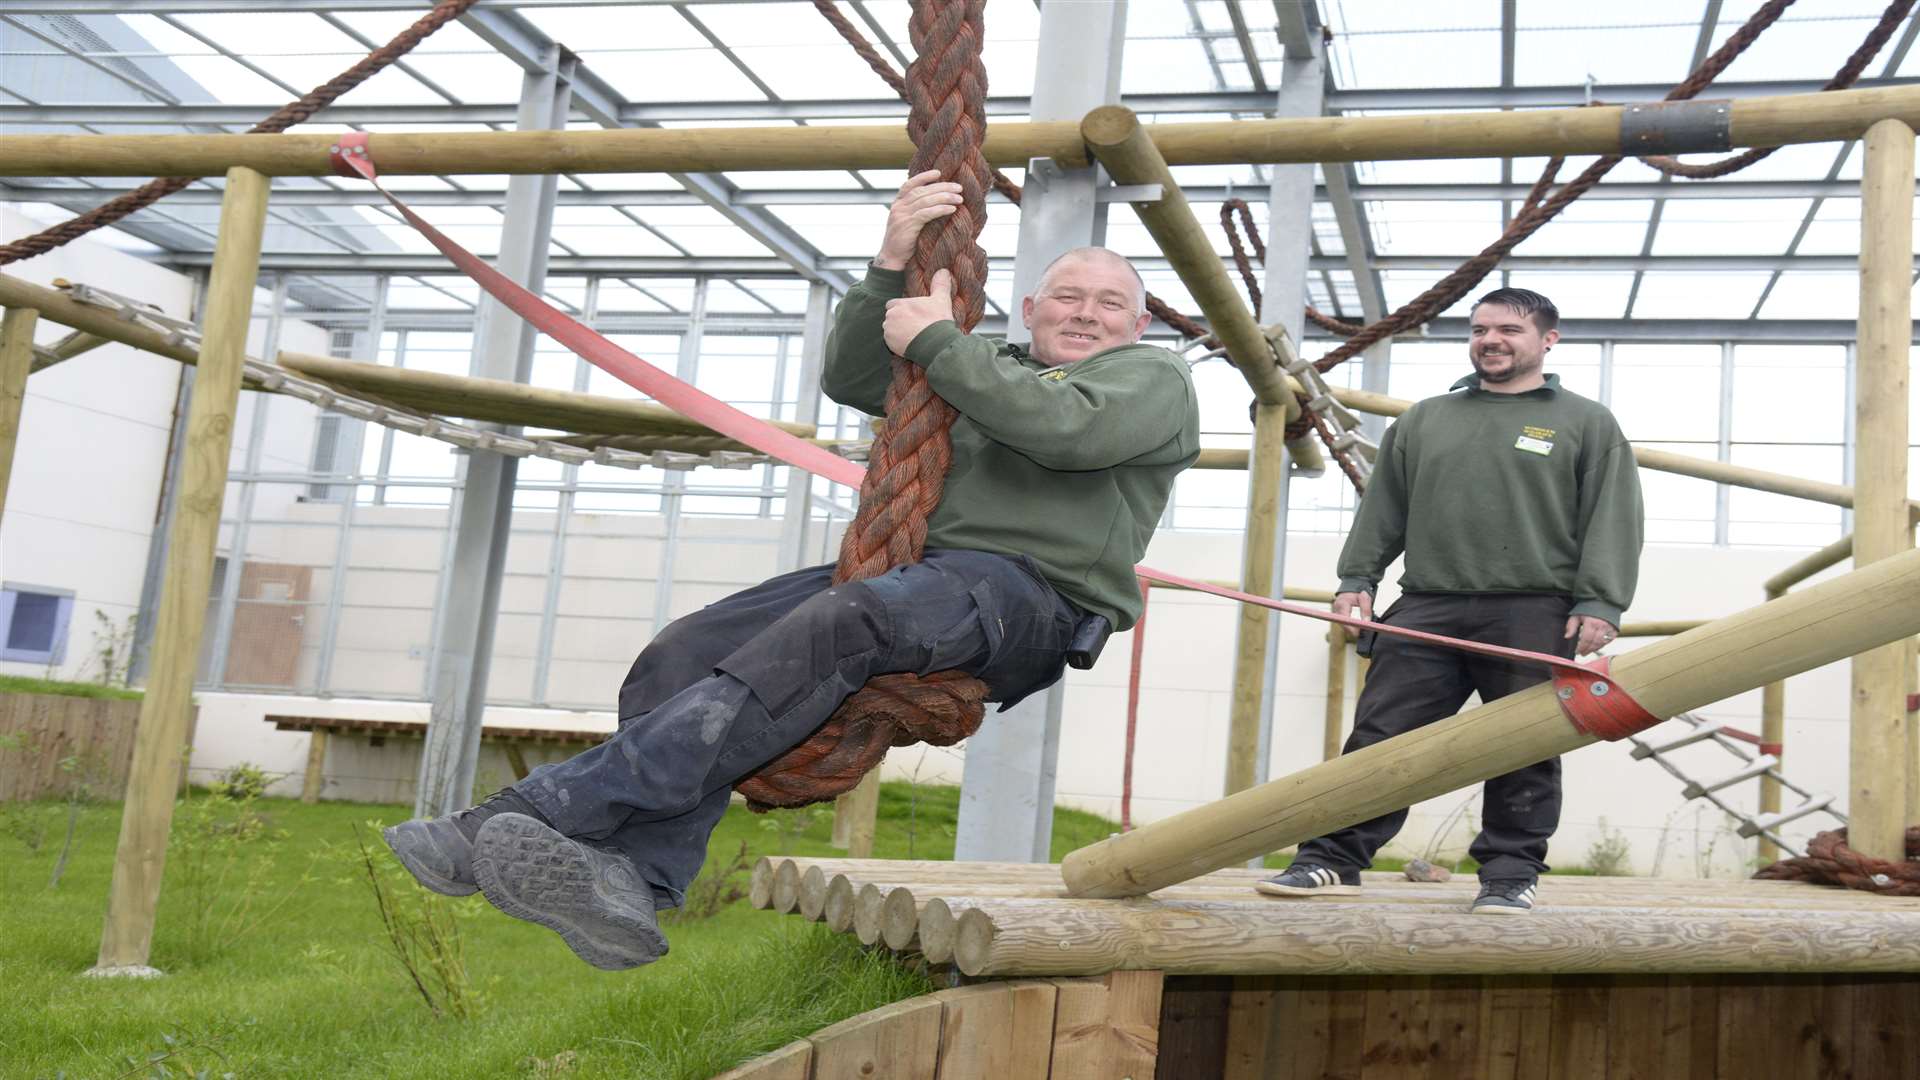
[1254,864,1362,897]
[1471,878,1538,914]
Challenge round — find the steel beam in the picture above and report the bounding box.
[954,0,1127,866]
[414,48,571,819]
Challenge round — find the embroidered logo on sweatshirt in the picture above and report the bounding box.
[1039,368,1068,382]
[1515,424,1556,456]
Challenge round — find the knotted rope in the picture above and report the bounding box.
[735,0,993,811]
[0,0,482,266]
[1754,826,1920,895]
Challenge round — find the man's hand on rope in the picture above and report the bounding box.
[1333,590,1374,622]
[884,268,958,356]
[1566,615,1617,656]
[875,169,964,272]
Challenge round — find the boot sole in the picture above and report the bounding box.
[1254,881,1361,897]
[382,822,478,897]
[472,813,667,971]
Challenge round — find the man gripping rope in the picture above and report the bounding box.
[1256,287,1644,915]
[382,170,1200,969]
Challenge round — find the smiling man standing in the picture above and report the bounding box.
[383,170,1199,970]
[1256,287,1643,915]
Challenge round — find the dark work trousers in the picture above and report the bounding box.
[511,549,1079,906]
[1294,592,1577,882]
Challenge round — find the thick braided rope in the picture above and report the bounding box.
[1309,0,1807,374]
[736,0,993,811]
[1753,826,1920,895]
[0,0,481,266]
[1640,0,1915,179]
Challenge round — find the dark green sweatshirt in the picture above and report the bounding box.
[821,266,1199,630]
[1336,373,1644,626]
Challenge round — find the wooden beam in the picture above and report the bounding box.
[0,272,201,368]
[1059,543,1920,898]
[8,84,1920,176]
[0,307,38,524]
[94,166,271,973]
[842,769,880,860]
[30,328,110,374]
[277,350,816,439]
[1764,533,1855,594]
[1080,106,1324,473]
[1223,402,1291,797]
[1849,117,1915,862]
[947,898,1920,977]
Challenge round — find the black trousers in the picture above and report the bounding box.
[1294,592,1576,882]
[512,549,1079,906]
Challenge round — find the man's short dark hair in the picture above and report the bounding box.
[1472,287,1559,333]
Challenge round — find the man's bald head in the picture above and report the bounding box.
[1034,247,1147,313]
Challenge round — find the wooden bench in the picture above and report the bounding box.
[267,715,609,803]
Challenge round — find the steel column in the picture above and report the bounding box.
[777,281,832,573]
[954,0,1126,864]
[414,51,572,818]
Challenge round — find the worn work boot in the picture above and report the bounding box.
[472,812,669,971]
[382,789,546,897]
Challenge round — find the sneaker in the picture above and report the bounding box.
[472,812,668,971]
[1254,864,1362,897]
[382,788,544,897]
[1472,878,1538,915]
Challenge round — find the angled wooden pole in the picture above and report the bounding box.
[1060,544,1920,898]
[0,307,38,524]
[1079,105,1325,470]
[1323,626,1348,762]
[1849,117,1915,863]
[94,167,270,974]
[1758,584,1789,865]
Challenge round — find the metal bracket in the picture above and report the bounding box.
[1099,183,1164,204]
[1027,156,1161,204]
[1619,99,1733,156]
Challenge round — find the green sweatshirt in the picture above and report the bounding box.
[1336,373,1644,626]
[821,266,1199,630]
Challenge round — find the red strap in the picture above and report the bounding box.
[330,132,373,179]
[331,145,1663,741]
[1551,657,1662,741]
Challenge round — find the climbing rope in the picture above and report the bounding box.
[1639,0,1914,179]
[1754,825,1920,895]
[0,0,482,267]
[735,0,995,811]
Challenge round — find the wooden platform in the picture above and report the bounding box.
[733,857,1920,1079]
[750,856,1920,978]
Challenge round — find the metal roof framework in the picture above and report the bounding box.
[1,0,1917,334]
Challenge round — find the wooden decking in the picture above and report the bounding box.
[749,857,1920,978]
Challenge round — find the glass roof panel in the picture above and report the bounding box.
[1650,198,1815,255]
[1628,272,1775,318]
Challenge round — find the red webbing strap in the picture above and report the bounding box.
[330,139,1664,742]
[327,139,865,490]
[1136,568,1663,741]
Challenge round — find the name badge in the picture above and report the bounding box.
[1515,435,1554,456]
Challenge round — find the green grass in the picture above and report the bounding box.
[0,782,1126,1080]
[0,675,142,701]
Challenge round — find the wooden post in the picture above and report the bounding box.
[1059,544,1920,898]
[1758,588,1787,864]
[0,307,38,524]
[1323,627,1348,762]
[840,769,881,859]
[1221,402,1290,796]
[1849,117,1914,863]
[1078,105,1324,470]
[300,728,328,804]
[94,167,270,974]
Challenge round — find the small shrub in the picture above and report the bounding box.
[214,762,271,801]
[166,787,310,964]
[1584,816,1633,876]
[354,823,487,1020]
[663,840,753,925]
